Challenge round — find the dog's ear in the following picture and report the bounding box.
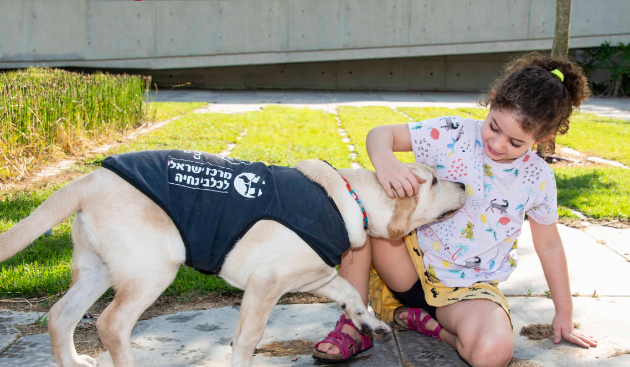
[386,196,419,239]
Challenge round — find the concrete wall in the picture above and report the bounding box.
[133,51,519,91]
[2,0,630,71]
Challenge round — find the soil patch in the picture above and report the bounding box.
[557,217,630,229]
[1,292,330,317]
[609,348,630,358]
[520,323,580,340]
[0,164,95,198]
[544,148,602,168]
[509,358,543,367]
[254,339,315,357]
[13,322,47,337]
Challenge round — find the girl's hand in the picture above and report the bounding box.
[375,157,426,198]
[552,313,598,348]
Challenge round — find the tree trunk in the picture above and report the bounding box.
[550,0,572,58]
[538,0,572,156]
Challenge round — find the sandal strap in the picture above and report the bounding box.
[419,314,432,331]
[407,308,423,331]
[432,325,443,341]
[337,315,373,349]
[407,308,442,340]
[313,330,357,359]
[337,314,356,330]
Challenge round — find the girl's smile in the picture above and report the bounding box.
[486,142,504,157]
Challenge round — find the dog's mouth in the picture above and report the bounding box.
[436,208,459,221]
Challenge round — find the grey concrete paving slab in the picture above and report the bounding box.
[0,310,42,355]
[580,225,630,261]
[585,156,630,169]
[0,333,56,367]
[510,297,630,367]
[580,99,630,121]
[500,221,630,297]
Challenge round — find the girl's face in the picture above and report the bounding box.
[481,108,538,164]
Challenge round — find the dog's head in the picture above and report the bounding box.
[384,163,467,239]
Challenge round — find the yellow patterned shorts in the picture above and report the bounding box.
[368,231,512,326]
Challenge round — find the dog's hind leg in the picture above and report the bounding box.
[309,275,391,337]
[49,215,111,367]
[231,271,285,367]
[95,260,180,367]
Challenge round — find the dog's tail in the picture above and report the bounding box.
[0,173,93,262]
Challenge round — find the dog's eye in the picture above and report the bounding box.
[432,176,438,186]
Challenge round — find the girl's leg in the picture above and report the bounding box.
[371,237,456,342]
[315,236,373,355]
[370,237,418,292]
[436,299,513,367]
[338,236,373,306]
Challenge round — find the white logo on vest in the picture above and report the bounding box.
[234,173,265,198]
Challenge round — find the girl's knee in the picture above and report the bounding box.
[462,331,513,367]
[472,339,512,367]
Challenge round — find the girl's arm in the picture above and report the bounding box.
[366,124,425,198]
[529,218,598,348]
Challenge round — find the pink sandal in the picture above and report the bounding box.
[312,314,373,363]
[393,306,442,341]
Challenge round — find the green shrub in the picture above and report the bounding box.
[0,68,147,180]
[578,42,630,97]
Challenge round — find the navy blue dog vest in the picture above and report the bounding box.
[101,150,350,274]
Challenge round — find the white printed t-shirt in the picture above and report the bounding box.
[408,116,558,287]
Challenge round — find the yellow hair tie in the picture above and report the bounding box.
[550,69,564,82]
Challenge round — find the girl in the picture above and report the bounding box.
[313,53,598,366]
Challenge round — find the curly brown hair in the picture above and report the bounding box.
[479,52,591,141]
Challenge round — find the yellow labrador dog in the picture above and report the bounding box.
[0,153,466,367]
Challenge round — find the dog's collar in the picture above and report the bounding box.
[342,177,368,230]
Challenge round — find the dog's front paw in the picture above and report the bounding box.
[373,322,392,340]
[349,310,391,339]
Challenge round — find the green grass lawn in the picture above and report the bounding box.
[554,166,630,220]
[397,106,476,121]
[456,107,489,120]
[231,106,353,168]
[0,185,75,296]
[556,113,630,166]
[144,102,206,123]
[112,110,246,155]
[337,106,414,170]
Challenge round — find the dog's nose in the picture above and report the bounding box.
[457,182,466,190]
